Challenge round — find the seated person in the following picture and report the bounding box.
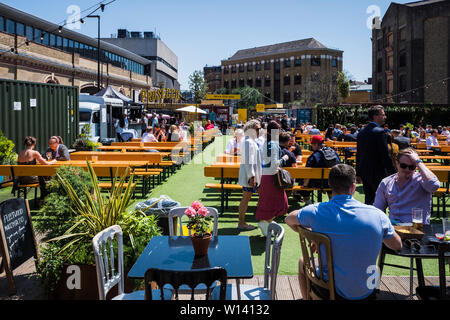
[142,127,157,142]
[153,124,167,142]
[300,135,340,205]
[391,129,410,150]
[285,164,402,300]
[279,132,297,168]
[225,129,244,155]
[43,136,70,161]
[308,125,321,135]
[373,148,440,225]
[17,136,56,199]
[426,129,440,152]
[205,120,215,130]
[288,133,302,164]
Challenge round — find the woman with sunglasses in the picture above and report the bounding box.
[373,148,440,225]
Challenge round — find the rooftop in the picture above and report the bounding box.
[403,0,448,7]
[225,38,342,61]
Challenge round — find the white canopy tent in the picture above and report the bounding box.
[176,105,207,114]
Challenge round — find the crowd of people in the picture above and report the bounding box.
[230,105,445,300]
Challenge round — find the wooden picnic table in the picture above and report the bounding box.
[97,146,184,152]
[70,151,170,161]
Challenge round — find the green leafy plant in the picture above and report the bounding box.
[184,201,213,238]
[36,162,161,294]
[0,130,16,165]
[35,243,64,296]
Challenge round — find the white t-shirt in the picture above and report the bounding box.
[426,135,439,148]
[142,133,157,142]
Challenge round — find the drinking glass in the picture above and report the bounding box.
[412,208,423,231]
[443,218,450,240]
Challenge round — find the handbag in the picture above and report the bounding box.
[273,167,294,189]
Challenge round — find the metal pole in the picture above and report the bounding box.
[87,15,101,91]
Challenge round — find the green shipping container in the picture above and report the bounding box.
[0,79,79,154]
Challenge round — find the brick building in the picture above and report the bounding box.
[0,3,152,96]
[220,38,343,107]
[372,0,450,104]
[203,65,221,93]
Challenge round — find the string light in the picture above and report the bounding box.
[58,26,63,33]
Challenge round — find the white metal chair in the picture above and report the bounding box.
[92,225,173,300]
[168,206,219,236]
[212,222,285,300]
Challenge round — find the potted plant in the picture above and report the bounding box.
[36,162,161,299]
[184,201,213,256]
[0,130,17,184]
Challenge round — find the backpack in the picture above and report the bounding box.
[318,146,339,167]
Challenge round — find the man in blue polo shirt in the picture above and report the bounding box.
[285,164,402,300]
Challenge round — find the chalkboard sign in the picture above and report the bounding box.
[0,198,39,295]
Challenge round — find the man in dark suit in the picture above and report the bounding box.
[356,105,396,205]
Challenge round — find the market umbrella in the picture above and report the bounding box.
[176,105,207,114]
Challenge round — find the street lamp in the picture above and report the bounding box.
[87,15,101,92]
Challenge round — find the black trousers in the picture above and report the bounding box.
[362,178,382,205]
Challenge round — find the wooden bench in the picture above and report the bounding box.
[432,169,449,218]
[204,166,331,215]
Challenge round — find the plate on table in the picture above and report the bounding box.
[394,226,424,240]
[427,234,450,244]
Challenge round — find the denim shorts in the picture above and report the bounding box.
[243,186,259,193]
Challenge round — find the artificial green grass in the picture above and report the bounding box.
[0,135,444,277]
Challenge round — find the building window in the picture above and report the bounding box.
[264,77,271,87]
[284,59,291,68]
[224,67,229,74]
[264,93,271,103]
[311,73,320,82]
[33,28,42,43]
[256,63,262,71]
[377,58,382,73]
[294,74,302,85]
[239,79,245,87]
[231,80,236,89]
[231,66,236,73]
[247,79,253,87]
[42,33,49,46]
[294,58,301,66]
[255,78,261,87]
[284,91,291,102]
[399,51,406,67]
[399,27,406,41]
[377,80,382,95]
[247,64,253,72]
[224,81,229,89]
[26,25,33,41]
[377,38,383,51]
[239,65,244,73]
[0,17,4,32]
[399,74,407,92]
[294,91,301,100]
[16,22,25,36]
[49,34,56,47]
[5,19,15,35]
[311,56,321,66]
[264,62,271,70]
[284,75,291,86]
[332,58,338,67]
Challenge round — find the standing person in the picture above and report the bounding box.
[17,136,56,200]
[114,116,125,142]
[373,148,440,225]
[285,164,402,300]
[237,120,262,231]
[140,113,148,136]
[43,136,71,161]
[256,121,290,236]
[281,115,290,132]
[151,113,159,129]
[356,105,396,205]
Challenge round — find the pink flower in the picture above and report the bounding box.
[191,201,204,211]
[184,207,196,217]
[197,207,209,217]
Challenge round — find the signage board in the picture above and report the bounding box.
[206,94,241,100]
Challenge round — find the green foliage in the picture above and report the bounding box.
[186,214,213,237]
[232,86,261,109]
[215,87,228,94]
[337,71,350,100]
[35,166,93,240]
[72,124,102,151]
[35,243,64,295]
[188,70,209,103]
[0,130,16,165]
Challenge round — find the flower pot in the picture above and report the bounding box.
[190,233,212,257]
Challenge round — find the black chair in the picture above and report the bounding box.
[416,241,450,300]
[144,267,228,300]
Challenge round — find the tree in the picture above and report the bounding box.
[231,86,262,109]
[188,70,209,104]
[337,71,350,101]
[215,87,228,94]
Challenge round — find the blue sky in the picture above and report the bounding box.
[2,0,411,90]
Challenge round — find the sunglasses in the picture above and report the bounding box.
[399,162,416,170]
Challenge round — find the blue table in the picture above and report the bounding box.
[128,236,254,299]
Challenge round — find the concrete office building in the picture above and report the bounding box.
[372,0,450,104]
[221,38,343,107]
[0,3,152,96]
[102,30,180,91]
